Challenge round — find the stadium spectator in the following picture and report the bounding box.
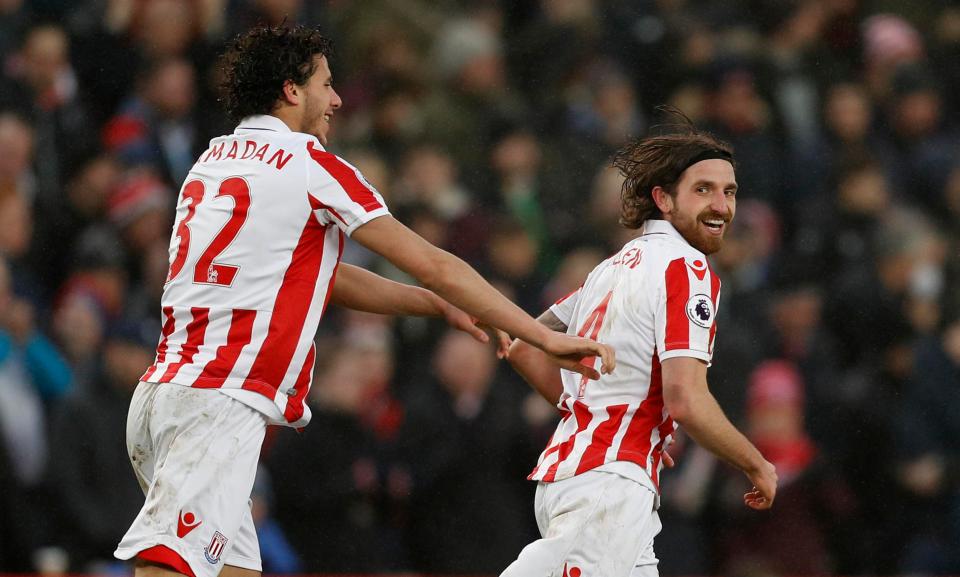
[103,58,200,185]
[47,320,153,572]
[266,339,408,573]
[398,329,537,574]
[0,23,94,208]
[0,255,73,566]
[895,314,960,573]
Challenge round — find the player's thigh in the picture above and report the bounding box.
[116,385,267,577]
[630,509,662,577]
[220,500,261,573]
[502,472,658,577]
[126,381,162,493]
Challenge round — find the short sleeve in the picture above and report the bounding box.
[549,286,582,327]
[654,256,720,364]
[307,143,390,235]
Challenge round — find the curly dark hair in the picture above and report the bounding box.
[613,109,735,229]
[219,25,334,123]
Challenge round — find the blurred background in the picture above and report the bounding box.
[0,0,959,575]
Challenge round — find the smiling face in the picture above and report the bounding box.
[656,158,737,255]
[297,55,342,144]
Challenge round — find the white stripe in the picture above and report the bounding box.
[175,310,232,385]
[229,310,274,383]
[554,409,607,479]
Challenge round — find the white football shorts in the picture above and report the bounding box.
[501,468,662,577]
[115,381,268,577]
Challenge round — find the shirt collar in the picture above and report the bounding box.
[641,219,686,243]
[235,115,293,133]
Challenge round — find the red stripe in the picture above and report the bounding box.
[664,258,690,350]
[142,306,175,381]
[308,142,383,212]
[159,308,209,383]
[243,215,327,396]
[137,545,196,577]
[650,415,675,491]
[554,285,581,305]
[708,266,721,354]
[617,352,664,466]
[542,401,593,482]
[321,230,345,315]
[193,309,257,388]
[576,290,612,396]
[309,194,349,226]
[283,343,315,422]
[575,404,628,474]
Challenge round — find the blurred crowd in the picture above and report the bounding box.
[0,0,959,575]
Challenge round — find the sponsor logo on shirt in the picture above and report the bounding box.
[176,510,202,538]
[685,258,707,281]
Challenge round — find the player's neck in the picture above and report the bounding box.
[271,106,302,133]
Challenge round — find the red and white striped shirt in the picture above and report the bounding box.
[529,219,721,492]
[141,115,390,427]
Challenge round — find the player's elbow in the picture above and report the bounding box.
[414,250,461,295]
[663,380,694,424]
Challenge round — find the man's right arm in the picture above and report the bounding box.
[350,215,613,379]
[661,356,778,509]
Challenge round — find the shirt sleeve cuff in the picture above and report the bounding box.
[658,348,712,366]
[344,207,391,236]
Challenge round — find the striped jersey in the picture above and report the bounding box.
[529,219,721,492]
[141,115,390,427]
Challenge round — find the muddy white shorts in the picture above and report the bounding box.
[114,382,268,577]
[501,469,662,577]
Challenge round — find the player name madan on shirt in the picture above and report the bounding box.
[200,139,293,171]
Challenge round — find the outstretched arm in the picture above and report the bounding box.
[507,310,567,404]
[351,216,614,379]
[662,356,778,510]
[330,263,493,345]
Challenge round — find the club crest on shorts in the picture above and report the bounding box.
[204,531,228,564]
[685,294,714,328]
[563,562,582,577]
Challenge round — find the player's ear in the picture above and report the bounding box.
[652,186,673,215]
[280,79,300,105]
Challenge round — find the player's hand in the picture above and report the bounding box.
[439,302,490,345]
[743,459,778,510]
[540,331,616,379]
[663,451,676,468]
[478,324,513,359]
[439,303,512,357]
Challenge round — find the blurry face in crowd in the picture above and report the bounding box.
[656,159,737,255]
[825,83,871,143]
[296,55,342,145]
[838,165,889,216]
[0,114,33,182]
[0,193,32,258]
[893,90,942,140]
[138,0,194,59]
[148,60,196,119]
[22,25,68,93]
[434,331,495,397]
